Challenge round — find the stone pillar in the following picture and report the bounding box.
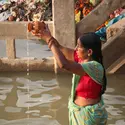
[52,0,76,73]
[6,39,16,59]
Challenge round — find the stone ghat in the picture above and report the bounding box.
[103,18,125,74]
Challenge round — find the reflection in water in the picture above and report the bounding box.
[0,118,60,125]
[16,77,60,108]
[109,120,125,125]
[104,94,125,105]
[0,100,4,106]
[0,72,124,125]
[26,110,40,114]
[104,74,125,125]
[0,85,13,100]
[5,107,22,113]
[0,77,13,83]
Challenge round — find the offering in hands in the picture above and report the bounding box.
[27,21,52,42]
[27,22,33,32]
[27,21,46,34]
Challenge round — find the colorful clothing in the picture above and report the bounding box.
[82,3,93,17]
[68,61,108,125]
[95,13,125,41]
[74,51,102,99]
[76,74,102,99]
[75,0,94,22]
[75,10,81,23]
[89,0,101,7]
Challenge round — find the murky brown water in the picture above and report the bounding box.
[0,72,125,125]
[0,38,125,124]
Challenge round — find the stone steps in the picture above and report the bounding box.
[103,18,125,74]
[76,0,125,74]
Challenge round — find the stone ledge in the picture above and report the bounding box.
[106,53,125,74]
[0,57,71,74]
[0,21,53,39]
[0,57,54,72]
[102,30,125,69]
[106,18,125,40]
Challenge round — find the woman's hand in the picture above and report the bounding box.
[28,21,52,43]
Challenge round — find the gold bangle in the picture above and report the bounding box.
[47,37,55,49]
[47,36,54,44]
[47,37,59,48]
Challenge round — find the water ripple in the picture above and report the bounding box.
[0,118,61,125]
[0,85,13,100]
[104,94,125,105]
[16,90,61,108]
[0,77,13,83]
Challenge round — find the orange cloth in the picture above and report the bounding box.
[96,23,105,31]
[82,4,93,16]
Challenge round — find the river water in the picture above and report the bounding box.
[0,40,125,125]
[0,72,125,125]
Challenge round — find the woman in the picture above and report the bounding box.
[29,21,108,125]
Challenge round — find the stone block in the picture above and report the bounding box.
[0,57,54,72]
[106,18,125,39]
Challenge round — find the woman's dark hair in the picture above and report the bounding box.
[79,32,107,95]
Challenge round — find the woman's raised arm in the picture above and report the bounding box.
[48,37,75,62]
[28,21,85,76]
[46,37,85,76]
[28,21,75,62]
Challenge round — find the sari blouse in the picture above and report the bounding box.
[74,50,102,99]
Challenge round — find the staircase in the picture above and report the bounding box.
[76,0,125,74]
[103,29,125,74]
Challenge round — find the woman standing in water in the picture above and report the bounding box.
[29,21,108,125]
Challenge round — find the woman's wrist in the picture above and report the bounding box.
[48,37,56,49]
[47,37,60,49]
[45,36,53,44]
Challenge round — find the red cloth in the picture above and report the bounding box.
[74,50,102,99]
[74,50,79,62]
